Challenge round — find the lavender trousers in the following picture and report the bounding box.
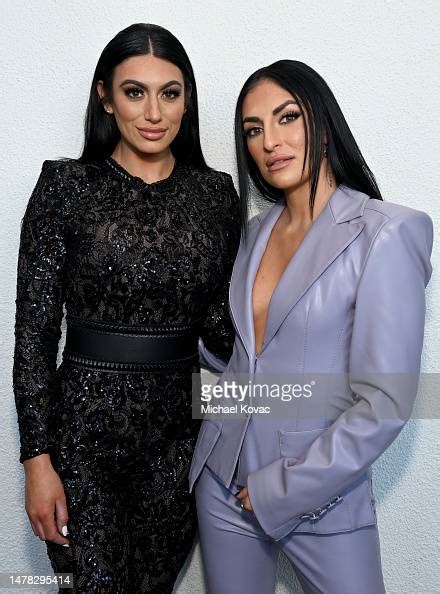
[195,465,386,594]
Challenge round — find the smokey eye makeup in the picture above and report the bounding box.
[280,110,302,123]
[123,86,182,101]
[243,126,262,138]
[243,110,302,138]
[161,87,182,100]
[124,86,144,98]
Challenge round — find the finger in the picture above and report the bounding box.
[35,520,46,541]
[244,497,253,511]
[42,514,69,546]
[44,526,70,546]
[55,499,70,542]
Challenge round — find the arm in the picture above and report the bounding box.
[13,160,68,463]
[13,160,70,544]
[247,210,434,540]
[199,173,241,373]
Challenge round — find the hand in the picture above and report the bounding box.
[23,454,70,545]
[236,486,253,511]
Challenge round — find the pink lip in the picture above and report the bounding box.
[136,127,167,140]
[267,155,294,171]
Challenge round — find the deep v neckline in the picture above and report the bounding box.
[252,205,287,355]
[228,184,368,359]
[251,197,330,356]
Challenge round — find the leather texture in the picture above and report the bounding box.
[189,184,433,541]
[195,465,386,593]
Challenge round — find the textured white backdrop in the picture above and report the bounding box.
[1,1,439,593]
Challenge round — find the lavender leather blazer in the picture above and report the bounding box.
[190,184,433,541]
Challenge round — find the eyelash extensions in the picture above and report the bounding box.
[244,110,302,138]
[124,86,182,100]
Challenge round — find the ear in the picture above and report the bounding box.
[96,80,113,114]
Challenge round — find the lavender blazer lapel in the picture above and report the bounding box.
[229,202,285,357]
[260,186,369,354]
[230,185,370,358]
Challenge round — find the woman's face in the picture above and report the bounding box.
[242,79,310,192]
[98,54,186,156]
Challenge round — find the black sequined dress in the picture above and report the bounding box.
[13,157,240,593]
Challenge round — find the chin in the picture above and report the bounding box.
[266,174,299,191]
[135,142,169,155]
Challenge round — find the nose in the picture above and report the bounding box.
[144,96,162,123]
[263,126,281,152]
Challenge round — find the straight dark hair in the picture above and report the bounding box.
[235,60,382,231]
[80,23,209,170]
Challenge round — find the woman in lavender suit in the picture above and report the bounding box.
[191,61,433,593]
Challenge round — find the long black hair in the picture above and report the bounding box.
[235,60,382,230]
[80,23,208,169]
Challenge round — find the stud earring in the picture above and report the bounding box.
[323,143,328,158]
[100,97,112,114]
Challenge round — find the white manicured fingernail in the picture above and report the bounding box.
[61,525,68,536]
[62,543,70,547]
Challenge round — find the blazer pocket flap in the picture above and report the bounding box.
[279,427,324,459]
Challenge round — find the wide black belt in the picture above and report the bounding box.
[63,316,200,371]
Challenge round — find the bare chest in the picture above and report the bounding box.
[252,223,308,353]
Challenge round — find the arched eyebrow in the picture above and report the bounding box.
[242,99,298,125]
[119,79,183,90]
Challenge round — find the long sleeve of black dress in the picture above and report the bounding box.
[199,174,241,372]
[13,158,241,464]
[13,161,67,462]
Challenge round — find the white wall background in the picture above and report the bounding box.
[1,1,439,592]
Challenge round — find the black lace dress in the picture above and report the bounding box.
[13,156,240,593]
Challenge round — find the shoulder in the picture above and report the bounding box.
[206,167,234,184]
[364,197,432,230]
[361,197,433,255]
[334,185,432,238]
[187,165,235,191]
[39,158,102,186]
[26,158,100,217]
[359,198,433,285]
[32,159,104,213]
[336,185,433,255]
[186,166,240,214]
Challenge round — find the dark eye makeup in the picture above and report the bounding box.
[243,110,302,138]
[124,86,144,98]
[162,88,182,99]
[123,86,182,100]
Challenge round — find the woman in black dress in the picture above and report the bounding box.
[13,23,240,593]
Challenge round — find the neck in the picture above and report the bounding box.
[111,141,175,184]
[283,163,336,229]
